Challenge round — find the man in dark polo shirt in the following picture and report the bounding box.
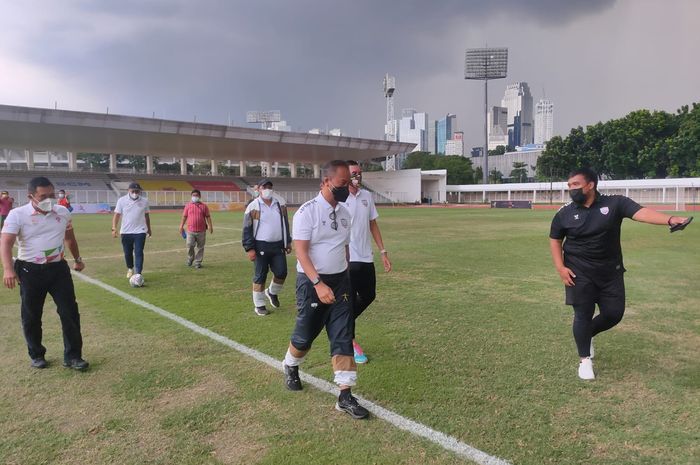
[549,168,691,380]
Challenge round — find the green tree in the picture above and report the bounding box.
[489,169,503,183]
[488,145,506,156]
[509,162,528,182]
[402,152,475,184]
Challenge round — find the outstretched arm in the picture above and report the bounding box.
[632,208,687,226]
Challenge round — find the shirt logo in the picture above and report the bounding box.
[361,199,368,207]
[600,207,609,215]
[574,214,579,220]
[340,218,349,228]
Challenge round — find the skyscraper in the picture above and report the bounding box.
[427,120,437,154]
[399,109,429,152]
[487,106,509,150]
[501,82,533,147]
[436,114,456,155]
[534,99,554,145]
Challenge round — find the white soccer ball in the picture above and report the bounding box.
[129,273,144,287]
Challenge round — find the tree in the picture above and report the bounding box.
[488,145,506,156]
[489,169,503,183]
[510,162,528,182]
[536,103,699,180]
[402,152,475,184]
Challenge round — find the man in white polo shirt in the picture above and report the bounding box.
[242,178,292,316]
[343,160,392,364]
[281,160,369,420]
[112,182,152,280]
[1,176,88,370]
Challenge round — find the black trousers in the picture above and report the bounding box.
[348,261,376,338]
[253,240,287,284]
[291,272,354,357]
[15,259,83,361]
[566,271,625,358]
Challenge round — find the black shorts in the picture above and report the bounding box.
[290,271,353,357]
[253,240,287,284]
[565,272,625,308]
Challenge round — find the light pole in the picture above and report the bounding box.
[465,48,508,184]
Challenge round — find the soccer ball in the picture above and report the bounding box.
[129,273,144,287]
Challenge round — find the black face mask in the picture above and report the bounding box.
[569,188,587,205]
[330,184,350,203]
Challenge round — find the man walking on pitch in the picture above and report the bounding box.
[242,178,291,316]
[179,189,213,269]
[343,160,391,364]
[549,167,692,380]
[282,160,370,419]
[1,176,89,370]
[112,182,152,280]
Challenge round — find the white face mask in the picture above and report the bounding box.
[58,193,65,199]
[261,189,273,200]
[34,197,54,212]
[129,192,140,200]
[192,196,201,203]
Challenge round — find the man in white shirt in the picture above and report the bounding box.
[1,177,88,370]
[242,178,291,315]
[343,161,392,364]
[282,160,370,420]
[112,182,152,280]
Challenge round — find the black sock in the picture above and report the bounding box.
[339,388,352,401]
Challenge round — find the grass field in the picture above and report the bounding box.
[0,207,698,465]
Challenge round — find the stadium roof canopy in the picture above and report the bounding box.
[0,104,415,163]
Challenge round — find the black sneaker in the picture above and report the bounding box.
[63,358,89,371]
[283,364,302,391]
[254,306,269,316]
[265,289,280,308]
[30,357,48,369]
[336,394,370,419]
[194,263,202,269]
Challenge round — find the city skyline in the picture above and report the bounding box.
[0,1,697,151]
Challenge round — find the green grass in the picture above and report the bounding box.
[0,208,698,465]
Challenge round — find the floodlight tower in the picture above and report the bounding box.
[246,110,282,176]
[465,48,508,184]
[382,74,398,170]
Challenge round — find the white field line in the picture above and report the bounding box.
[72,271,512,465]
[82,240,240,260]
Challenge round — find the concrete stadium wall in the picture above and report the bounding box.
[362,169,422,204]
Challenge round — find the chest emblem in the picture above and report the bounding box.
[574,214,579,220]
[341,218,349,228]
[362,199,368,207]
[600,207,609,215]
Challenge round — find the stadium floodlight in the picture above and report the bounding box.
[465,47,508,184]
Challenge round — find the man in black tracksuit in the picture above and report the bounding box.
[549,167,691,380]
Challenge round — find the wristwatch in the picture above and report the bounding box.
[311,276,321,286]
[74,257,83,264]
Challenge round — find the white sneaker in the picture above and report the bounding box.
[589,340,595,359]
[578,357,595,380]
[126,269,134,279]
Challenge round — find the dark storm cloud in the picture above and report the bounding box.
[16,0,696,146]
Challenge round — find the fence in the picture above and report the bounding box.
[447,185,700,211]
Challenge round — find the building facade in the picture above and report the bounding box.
[436,114,456,155]
[534,99,554,145]
[501,82,533,147]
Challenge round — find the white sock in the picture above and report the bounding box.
[284,349,305,367]
[334,370,357,387]
[253,291,266,307]
[269,281,283,295]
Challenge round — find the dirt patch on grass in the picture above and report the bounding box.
[153,372,237,412]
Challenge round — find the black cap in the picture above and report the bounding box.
[257,178,273,187]
[128,182,142,190]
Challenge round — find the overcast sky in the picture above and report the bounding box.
[0,0,698,149]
